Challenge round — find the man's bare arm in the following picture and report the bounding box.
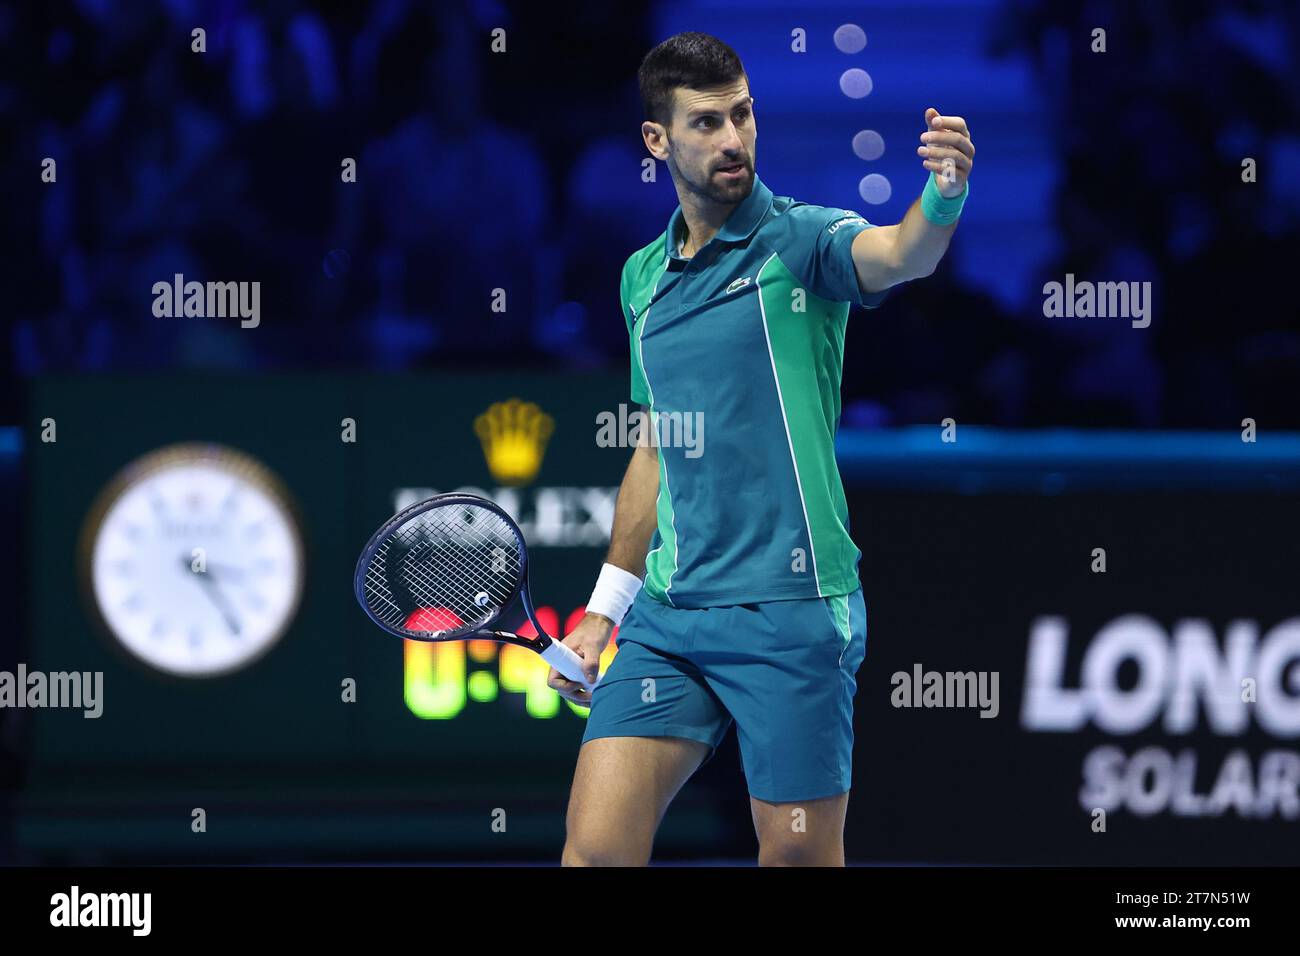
[546,408,658,702]
[849,205,957,292]
[602,438,659,583]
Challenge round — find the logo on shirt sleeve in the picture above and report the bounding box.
[826,212,869,235]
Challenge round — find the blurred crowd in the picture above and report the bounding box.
[4,0,1298,428]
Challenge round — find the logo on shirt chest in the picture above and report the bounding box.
[725,275,753,295]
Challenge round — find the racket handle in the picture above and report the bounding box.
[540,638,597,692]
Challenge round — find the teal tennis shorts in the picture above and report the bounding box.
[581,586,868,803]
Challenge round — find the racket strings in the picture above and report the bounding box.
[362,503,523,636]
[397,518,519,607]
[367,532,515,631]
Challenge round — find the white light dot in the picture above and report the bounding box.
[858,173,892,205]
[852,129,885,160]
[834,24,867,54]
[839,68,873,99]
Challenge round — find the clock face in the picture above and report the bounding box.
[81,444,305,678]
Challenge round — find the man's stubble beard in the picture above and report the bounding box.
[671,146,755,206]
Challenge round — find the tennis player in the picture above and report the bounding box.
[549,32,973,866]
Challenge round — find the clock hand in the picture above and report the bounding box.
[175,552,250,582]
[203,561,249,581]
[179,556,242,636]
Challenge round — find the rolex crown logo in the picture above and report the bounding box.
[474,398,555,486]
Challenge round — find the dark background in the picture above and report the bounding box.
[2,0,1298,864]
[6,0,1300,428]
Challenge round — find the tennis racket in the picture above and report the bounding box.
[353,493,596,691]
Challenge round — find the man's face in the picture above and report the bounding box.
[663,79,756,206]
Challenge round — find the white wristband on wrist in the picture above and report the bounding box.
[585,563,643,625]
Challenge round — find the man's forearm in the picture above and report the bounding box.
[890,193,958,282]
[605,442,659,578]
[851,200,958,292]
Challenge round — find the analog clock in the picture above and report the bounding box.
[80,443,305,678]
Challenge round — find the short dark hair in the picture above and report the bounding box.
[638,32,747,127]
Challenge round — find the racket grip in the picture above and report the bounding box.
[541,639,597,692]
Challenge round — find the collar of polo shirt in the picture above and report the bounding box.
[664,175,775,262]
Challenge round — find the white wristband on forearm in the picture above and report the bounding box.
[585,563,643,625]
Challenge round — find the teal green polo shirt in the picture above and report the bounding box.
[619,175,890,608]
